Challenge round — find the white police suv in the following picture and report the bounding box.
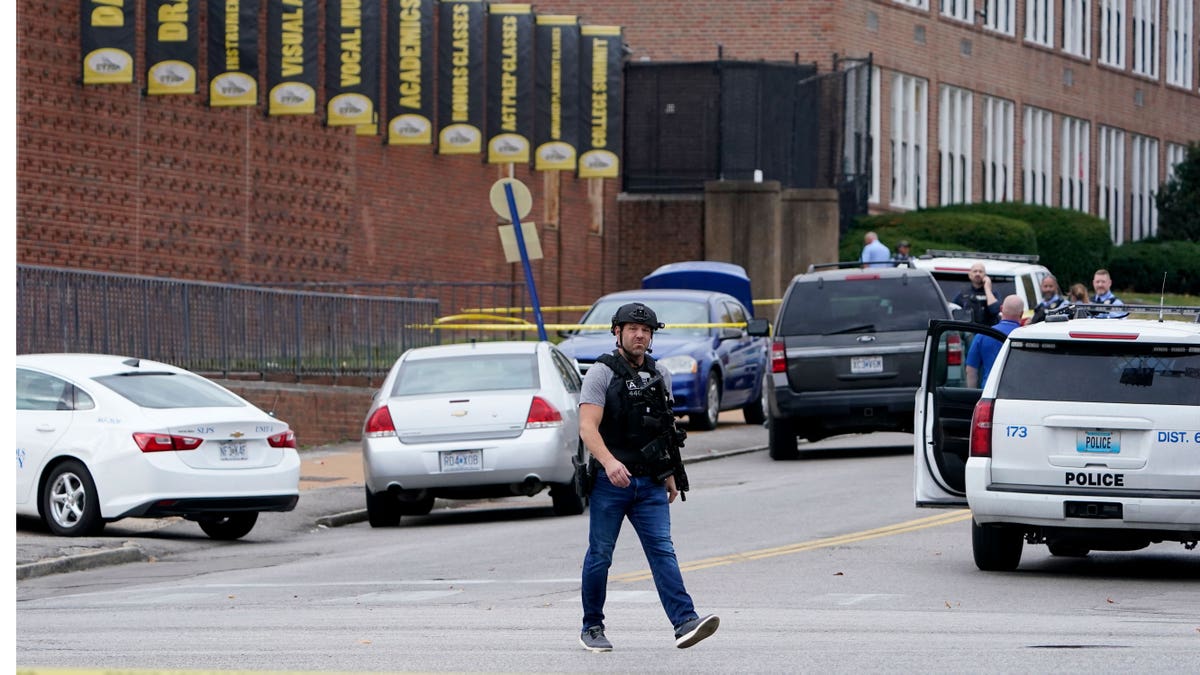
[911,250,1052,321]
[914,304,1200,571]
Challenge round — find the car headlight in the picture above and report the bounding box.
[658,355,698,375]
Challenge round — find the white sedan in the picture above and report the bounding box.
[16,354,301,539]
[362,341,587,526]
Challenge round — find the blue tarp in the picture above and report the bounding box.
[641,261,755,317]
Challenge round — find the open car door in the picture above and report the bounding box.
[914,319,1007,507]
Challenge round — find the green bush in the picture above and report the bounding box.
[842,211,1036,261]
[1106,240,1200,295]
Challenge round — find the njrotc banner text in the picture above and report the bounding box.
[386,0,434,145]
[326,0,380,132]
[80,0,135,84]
[267,0,318,115]
[208,0,260,106]
[485,4,532,164]
[437,0,484,154]
[146,0,198,95]
[533,15,579,171]
[579,26,622,178]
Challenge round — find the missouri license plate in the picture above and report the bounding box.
[219,441,247,461]
[440,449,482,472]
[851,355,883,374]
[1077,430,1120,454]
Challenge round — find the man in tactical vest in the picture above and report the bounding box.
[577,301,719,652]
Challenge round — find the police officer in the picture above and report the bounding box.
[577,302,719,653]
[952,262,1001,326]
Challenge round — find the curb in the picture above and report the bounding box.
[17,544,148,581]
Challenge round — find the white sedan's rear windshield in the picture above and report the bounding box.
[95,372,247,408]
[996,341,1200,405]
[393,353,538,396]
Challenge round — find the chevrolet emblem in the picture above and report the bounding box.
[230,431,245,438]
[451,410,468,417]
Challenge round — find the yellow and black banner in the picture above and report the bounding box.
[266,0,318,115]
[533,15,579,171]
[326,0,380,132]
[208,0,259,106]
[485,4,532,164]
[146,0,198,95]
[579,25,623,178]
[437,0,484,155]
[386,0,434,145]
[80,0,135,84]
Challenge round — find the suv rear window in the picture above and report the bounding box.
[995,341,1200,405]
[778,277,948,335]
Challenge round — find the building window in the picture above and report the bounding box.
[1166,0,1194,88]
[1130,135,1159,240]
[870,66,882,204]
[1064,0,1093,57]
[982,97,1014,202]
[1061,116,1090,212]
[890,73,928,210]
[1023,107,1054,205]
[1026,0,1056,46]
[1167,142,1187,176]
[984,0,1017,34]
[1133,0,1161,78]
[941,0,972,22]
[939,86,973,205]
[1099,0,1126,68]
[1098,126,1127,244]
[895,0,930,9]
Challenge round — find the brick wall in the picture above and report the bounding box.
[216,378,377,447]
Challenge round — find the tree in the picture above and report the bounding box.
[1156,141,1200,242]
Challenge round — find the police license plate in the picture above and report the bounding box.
[219,441,247,461]
[440,449,482,472]
[1077,430,1120,454]
[851,355,883,374]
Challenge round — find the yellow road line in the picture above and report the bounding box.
[613,510,972,583]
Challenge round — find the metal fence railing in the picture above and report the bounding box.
[16,265,527,378]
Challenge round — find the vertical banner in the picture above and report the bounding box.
[80,0,135,84]
[208,0,260,106]
[578,26,623,178]
[326,0,380,132]
[437,0,484,154]
[533,15,579,171]
[386,0,434,145]
[266,0,318,115]
[146,0,199,95]
[485,4,533,164]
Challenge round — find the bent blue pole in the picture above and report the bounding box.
[504,182,548,341]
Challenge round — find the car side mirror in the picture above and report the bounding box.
[746,317,771,337]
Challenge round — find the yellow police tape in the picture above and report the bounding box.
[411,322,758,331]
[460,299,782,314]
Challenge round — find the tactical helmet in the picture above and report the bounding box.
[610,302,664,332]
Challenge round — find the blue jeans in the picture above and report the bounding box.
[581,472,698,631]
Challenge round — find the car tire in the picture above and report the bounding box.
[397,493,435,516]
[768,415,799,460]
[741,373,768,426]
[689,373,720,431]
[972,520,1023,571]
[550,484,586,516]
[1047,542,1090,558]
[41,459,105,537]
[198,512,259,540]
[366,486,402,527]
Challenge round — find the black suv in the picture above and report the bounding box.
[766,262,957,459]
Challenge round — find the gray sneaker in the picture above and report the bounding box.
[674,614,720,649]
[579,625,613,652]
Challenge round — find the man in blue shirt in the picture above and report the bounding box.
[1090,269,1128,318]
[859,231,891,268]
[965,295,1024,387]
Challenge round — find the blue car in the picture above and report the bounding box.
[557,284,771,431]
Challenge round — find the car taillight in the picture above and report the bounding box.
[946,333,963,366]
[526,396,563,428]
[133,432,203,452]
[771,340,787,373]
[365,405,396,436]
[969,399,994,458]
[267,429,296,448]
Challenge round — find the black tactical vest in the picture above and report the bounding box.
[596,351,674,468]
